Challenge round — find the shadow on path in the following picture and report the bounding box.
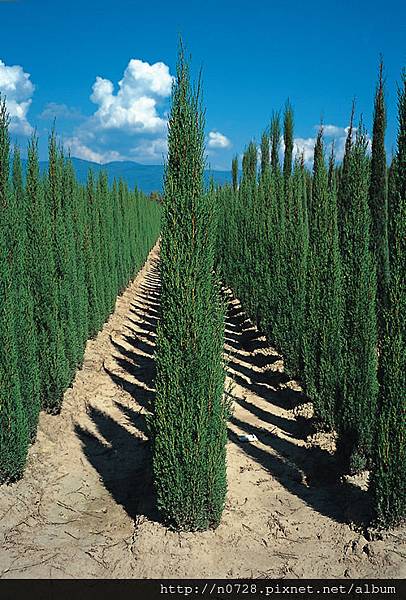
[225,295,372,527]
[75,257,161,523]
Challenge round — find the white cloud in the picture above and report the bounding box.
[315,124,346,137]
[0,59,34,135]
[129,137,168,163]
[208,131,231,149]
[64,136,124,164]
[293,137,317,164]
[40,102,83,120]
[61,58,174,164]
[90,59,173,133]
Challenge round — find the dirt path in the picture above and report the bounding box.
[0,244,404,579]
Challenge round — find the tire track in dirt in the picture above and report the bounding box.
[0,244,404,579]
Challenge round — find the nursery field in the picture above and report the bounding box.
[0,39,404,584]
[0,244,404,579]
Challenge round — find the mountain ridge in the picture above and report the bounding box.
[21,157,233,194]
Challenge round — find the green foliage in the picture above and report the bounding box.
[371,72,406,526]
[153,43,227,531]
[303,130,343,429]
[260,131,270,181]
[0,97,29,482]
[369,60,390,339]
[11,146,41,440]
[337,122,378,470]
[283,101,294,181]
[232,155,238,192]
[282,154,309,377]
[0,100,160,481]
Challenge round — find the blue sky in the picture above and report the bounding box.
[0,0,404,169]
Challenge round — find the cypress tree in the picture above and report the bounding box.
[231,155,238,193]
[270,112,281,174]
[260,131,270,181]
[328,141,336,192]
[67,158,89,352]
[26,134,67,413]
[369,59,389,339]
[371,71,406,526]
[337,121,378,472]
[11,146,41,440]
[84,171,104,336]
[153,43,227,530]
[283,154,309,377]
[337,101,355,247]
[283,101,294,181]
[303,130,343,429]
[0,97,29,481]
[47,133,74,384]
[61,155,80,368]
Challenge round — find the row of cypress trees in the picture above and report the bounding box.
[0,99,161,483]
[216,67,405,528]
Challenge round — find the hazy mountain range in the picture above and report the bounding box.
[22,157,233,194]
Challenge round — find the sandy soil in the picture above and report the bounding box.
[0,243,404,579]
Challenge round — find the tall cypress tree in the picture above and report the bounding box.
[270,112,281,175]
[47,133,74,385]
[337,122,378,472]
[153,43,227,530]
[371,71,406,526]
[0,97,29,481]
[66,158,89,354]
[231,155,238,193]
[11,146,41,440]
[283,154,309,377]
[369,59,389,339]
[26,134,67,413]
[260,131,270,181]
[303,130,343,429]
[283,101,294,181]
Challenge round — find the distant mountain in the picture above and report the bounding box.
[21,157,233,194]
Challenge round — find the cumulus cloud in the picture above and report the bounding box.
[61,58,174,164]
[293,137,317,163]
[64,136,124,163]
[208,130,231,149]
[315,124,346,137]
[40,102,83,121]
[129,137,168,163]
[90,59,173,133]
[0,59,34,135]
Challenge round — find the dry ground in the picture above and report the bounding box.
[0,244,405,579]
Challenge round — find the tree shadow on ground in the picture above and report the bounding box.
[75,405,159,522]
[75,262,161,523]
[225,296,372,527]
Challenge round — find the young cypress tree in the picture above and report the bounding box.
[260,131,270,181]
[61,154,82,368]
[231,155,238,193]
[337,102,355,248]
[84,171,103,336]
[370,71,406,526]
[66,158,88,353]
[153,43,227,530]
[303,130,343,429]
[270,111,281,175]
[369,59,389,339]
[0,98,29,481]
[11,146,41,441]
[26,134,67,413]
[283,101,294,181]
[337,122,378,472]
[47,133,74,384]
[283,154,309,377]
